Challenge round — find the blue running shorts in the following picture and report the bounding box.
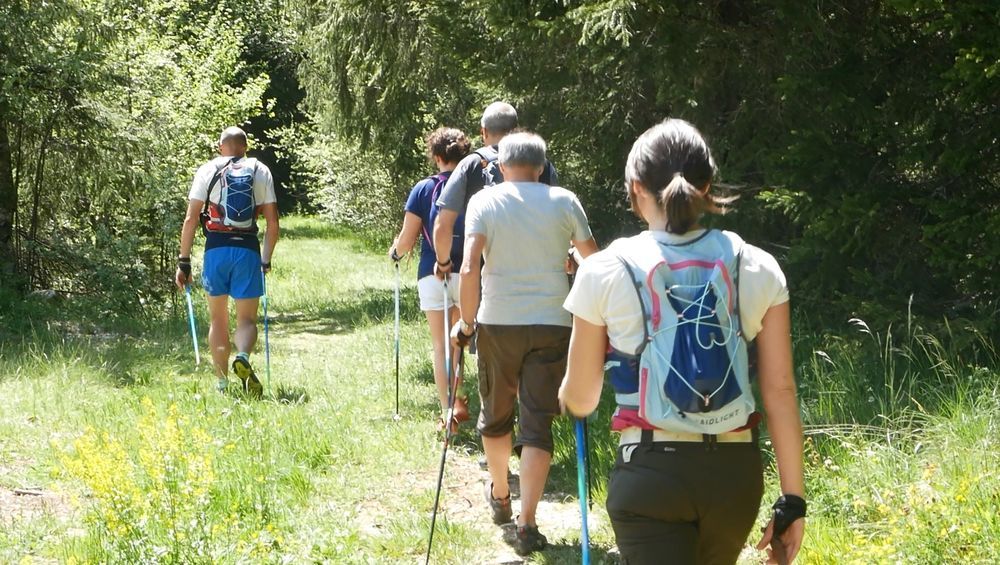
[202,246,263,299]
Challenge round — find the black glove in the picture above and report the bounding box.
[771,494,807,536]
[178,257,192,279]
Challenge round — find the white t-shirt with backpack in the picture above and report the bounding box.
[564,229,788,434]
[189,156,276,220]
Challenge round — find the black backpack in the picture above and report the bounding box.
[474,149,503,188]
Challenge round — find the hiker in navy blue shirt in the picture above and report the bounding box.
[389,127,472,431]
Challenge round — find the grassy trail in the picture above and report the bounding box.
[3,216,999,564]
[0,217,615,564]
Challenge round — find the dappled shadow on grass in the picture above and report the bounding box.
[273,384,311,404]
[285,287,423,335]
[530,541,618,564]
[278,221,349,241]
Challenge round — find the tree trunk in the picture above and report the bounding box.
[0,113,16,280]
[27,122,52,288]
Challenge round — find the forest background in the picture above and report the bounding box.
[0,1,998,561]
[1,0,997,331]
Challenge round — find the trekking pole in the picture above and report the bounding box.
[425,278,456,565]
[575,418,591,565]
[393,257,401,418]
[261,270,271,397]
[184,284,201,366]
[583,417,593,509]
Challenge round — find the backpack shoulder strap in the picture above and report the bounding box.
[717,230,748,341]
[615,254,652,356]
[421,174,449,248]
[472,148,495,162]
[202,157,236,215]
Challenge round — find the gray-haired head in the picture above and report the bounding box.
[480,102,518,135]
[498,131,547,169]
[219,126,248,147]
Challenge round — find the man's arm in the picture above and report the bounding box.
[572,238,599,259]
[175,198,203,289]
[433,208,459,277]
[260,202,279,270]
[458,233,485,328]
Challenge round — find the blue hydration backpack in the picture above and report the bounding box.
[202,157,258,232]
[605,230,754,434]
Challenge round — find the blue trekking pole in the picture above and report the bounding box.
[575,418,591,565]
[184,284,201,366]
[261,270,271,397]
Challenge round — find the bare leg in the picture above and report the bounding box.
[448,305,461,378]
[516,446,552,527]
[233,297,259,355]
[425,308,448,412]
[483,433,513,499]
[206,294,231,378]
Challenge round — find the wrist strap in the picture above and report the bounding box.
[437,258,452,267]
[772,494,807,535]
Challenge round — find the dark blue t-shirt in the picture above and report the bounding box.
[405,171,464,279]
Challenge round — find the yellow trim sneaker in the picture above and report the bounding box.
[232,353,263,398]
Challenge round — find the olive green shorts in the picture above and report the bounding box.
[475,324,571,454]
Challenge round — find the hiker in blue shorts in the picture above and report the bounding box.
[560,119,805,564]
[175,126,279,396]
[389,127,472,431]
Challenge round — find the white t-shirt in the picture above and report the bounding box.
[188,156,277,206]
[466,181,593,327]
[564,230,788,353]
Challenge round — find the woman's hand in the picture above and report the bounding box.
[756,516,805,564]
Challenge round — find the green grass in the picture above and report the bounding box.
[1,215,998,563]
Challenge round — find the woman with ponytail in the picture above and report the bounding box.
[389,127,472,431]
[560,119,805,564]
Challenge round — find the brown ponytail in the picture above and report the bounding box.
[426,127,471,165]
[659,173,706,234]
[625,119,731,234]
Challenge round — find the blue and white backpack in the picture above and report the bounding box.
[606,230,754,434]
[201,157,259,233]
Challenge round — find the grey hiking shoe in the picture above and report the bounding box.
[484,480,512,525]
[505,522,548,556]
[232,354,263,398]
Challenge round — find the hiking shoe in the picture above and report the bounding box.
[216,377,230,393]
[484,480,513,525]
[232,354,263,398]
[505,522,548,556]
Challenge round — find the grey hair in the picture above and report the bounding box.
[498,131,547,169]
[219,126,248,146]
[480,102,518,134]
